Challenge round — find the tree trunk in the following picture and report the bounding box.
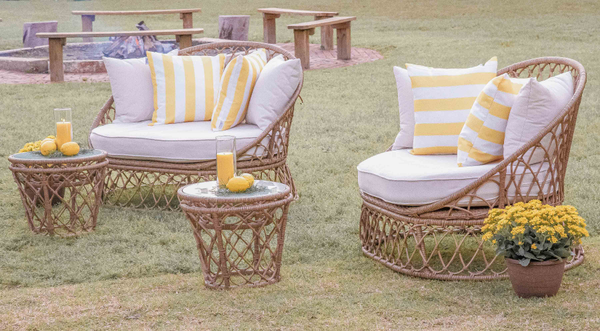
[23,21,58,48]
[218,15,250,41]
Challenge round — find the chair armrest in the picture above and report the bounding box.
[88,96,115,148]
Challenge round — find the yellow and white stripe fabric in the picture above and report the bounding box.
[457,74,528,166]
[407,57,498,155]
[211,49,268,131]
[147,52,225,125]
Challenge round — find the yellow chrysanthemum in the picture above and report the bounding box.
[483,201,588,252]
[511,226,525,236]
[482,232,493,241]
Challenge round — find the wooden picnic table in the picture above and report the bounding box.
[288,16,356,69]
[71,8,201,42]
[257,8,338,50]
[37,28,204,82]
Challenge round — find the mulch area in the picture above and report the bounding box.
[0,44,383,85]
[276,43,383,70]
[0,70,109,85]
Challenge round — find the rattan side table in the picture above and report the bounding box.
[178,180,294,289]
[8,149,108,236]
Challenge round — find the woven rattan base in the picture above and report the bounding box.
[8,150,108,236]
[360,194,585,280]
[179,182,294,290]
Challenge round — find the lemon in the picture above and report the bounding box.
[40,140,57,156]
[240,173,255,187]
[41,138,55,146]
[60,142,80,156]
[226,176,251,192]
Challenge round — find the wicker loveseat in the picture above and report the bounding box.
[89,41,303,210]
[358,57,586,280]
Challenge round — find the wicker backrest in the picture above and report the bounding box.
[177,41,304,161]
[394,57,586,217]
[90,41,304,166]
[494,57,586,207]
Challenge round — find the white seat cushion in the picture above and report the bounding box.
[357,149,550,206]
[90,121,265,162]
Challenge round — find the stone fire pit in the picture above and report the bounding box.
[0,38,219,74]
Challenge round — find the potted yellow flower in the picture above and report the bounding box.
[482,200,589,298]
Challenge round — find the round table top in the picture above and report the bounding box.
[8,149,107,164]
[179,180,290,202]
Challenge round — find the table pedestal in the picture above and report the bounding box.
[8,150,108,236]
[178,181,293,289]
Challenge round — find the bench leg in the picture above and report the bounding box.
[293,29,310,70]
[262,13,279,44]
[178,35,193,50]
[180,12,193,29]
[81,15,95,43]
[334,22,352,60]
[48,38,66,83]
[315,16,334,50]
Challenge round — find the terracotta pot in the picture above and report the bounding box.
[505,258,566,298]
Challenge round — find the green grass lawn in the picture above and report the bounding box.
[1,0,600,329]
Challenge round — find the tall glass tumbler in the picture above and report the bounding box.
[54,108,73,149]
[216,136,236,187]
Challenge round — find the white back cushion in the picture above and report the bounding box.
[392,66,415,149]
[503,73,574,163]
[103,57,154,123]
[246,55,302,131]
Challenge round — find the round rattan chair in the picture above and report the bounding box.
[89,41,303,210]
[359,57,586,280]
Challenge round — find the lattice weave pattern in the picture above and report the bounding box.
[360,57,587,280]
[179,191,294,289]
[9,153,108,236]
[89,42,303,211]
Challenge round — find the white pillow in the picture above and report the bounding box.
[103,57,154,123]
[246,55,302,130]
[391,66,415,150]
[504,72,574,163]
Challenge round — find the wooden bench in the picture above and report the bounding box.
[71,8,201,42]
[37,28,204,82]
[288,16,356,69]
[257,8,338,50]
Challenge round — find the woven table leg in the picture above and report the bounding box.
[180,191,293,289]
[9,155,108,236]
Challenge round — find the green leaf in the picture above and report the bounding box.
[546,251,562,260]
[519,258,531,267]
[522,251,539,260]
[554,248,570,258]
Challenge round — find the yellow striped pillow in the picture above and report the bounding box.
[457,74,529,166]
[211,49,268,131]
[407,57,498,155]
[147,52,225,125]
